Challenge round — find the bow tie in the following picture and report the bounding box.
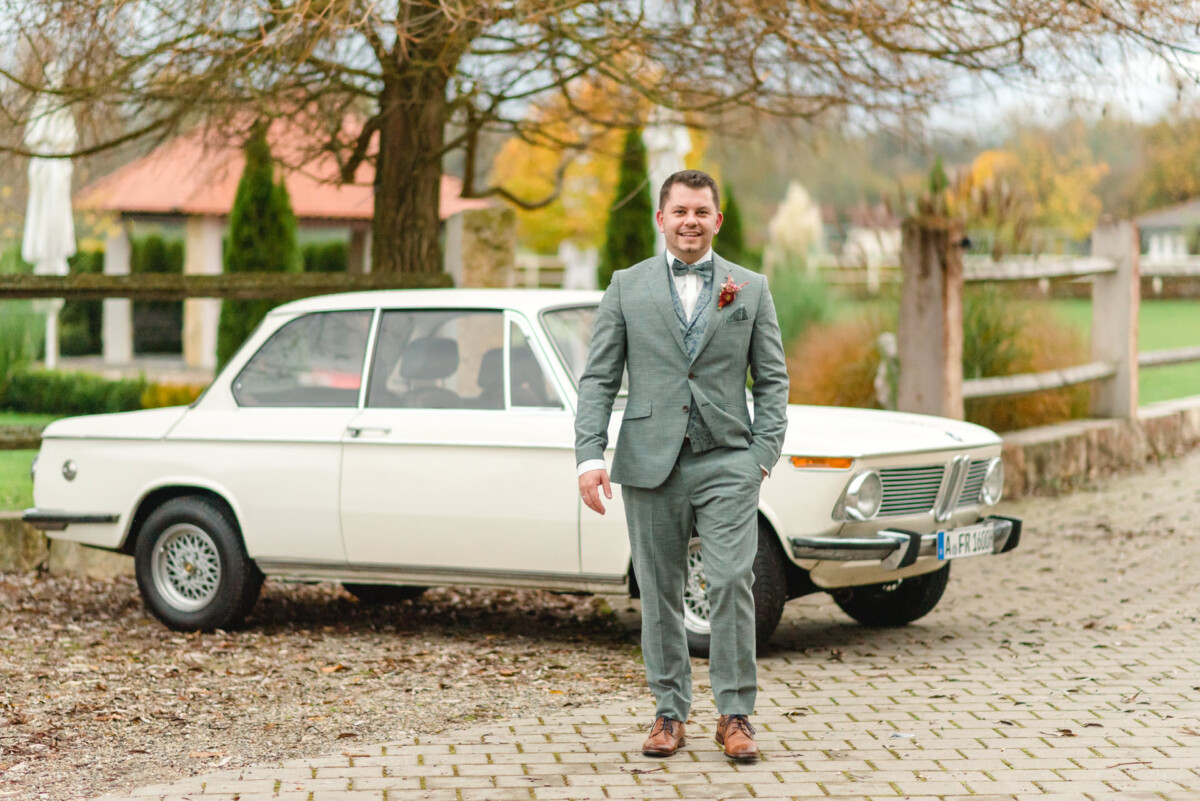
[671,258,713,279]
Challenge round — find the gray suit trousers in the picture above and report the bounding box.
[623,443,761,722]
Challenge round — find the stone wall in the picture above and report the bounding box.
[0,514,133,576]
[1001,395,1200,497]
[4,394,1200,577]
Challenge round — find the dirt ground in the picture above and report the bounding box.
[0,574,646,800]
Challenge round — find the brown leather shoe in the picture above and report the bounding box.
[642,715,686,756]
[715,714,759,760]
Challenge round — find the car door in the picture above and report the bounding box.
[339,308,580,576]
[167,309,374,563]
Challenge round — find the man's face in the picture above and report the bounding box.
[656,183,722,264]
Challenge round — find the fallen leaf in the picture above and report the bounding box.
[998,720,1016,726]
[336,732,357,739]
[320,664,346,674]
[189,750,225,758]
[1122,692,1140,704]
[1046,729,1077,737]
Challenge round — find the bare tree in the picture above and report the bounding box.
[2,1,1199,275]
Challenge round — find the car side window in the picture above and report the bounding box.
[509,323,563,409]
[367,310,505,409]
[233,311,372,407]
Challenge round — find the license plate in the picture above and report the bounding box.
[937,522,996,560]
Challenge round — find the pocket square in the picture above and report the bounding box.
[726,305,750,323]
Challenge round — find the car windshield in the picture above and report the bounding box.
[540,305,628,406]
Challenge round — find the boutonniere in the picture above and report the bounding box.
[717,274,749,310]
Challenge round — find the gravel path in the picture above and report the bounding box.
[0,578,645,800]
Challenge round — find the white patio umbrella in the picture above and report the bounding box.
[22,66,77,370]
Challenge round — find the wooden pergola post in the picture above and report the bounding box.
[897,216,965,419]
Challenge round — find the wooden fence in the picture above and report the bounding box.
[896,218,1200,421]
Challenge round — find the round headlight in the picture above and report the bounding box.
[981,457,1004,506]
[845,470,883,521]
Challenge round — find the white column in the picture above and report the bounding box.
[183,215,223,370]
[102,222,133,365]
[1090,221,1139,419]
[362,227,373,275]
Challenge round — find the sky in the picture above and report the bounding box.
[930,49,1200,139]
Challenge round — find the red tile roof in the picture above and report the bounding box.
[75,121,491,221]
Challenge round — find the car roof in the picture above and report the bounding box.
[271,288,604,317]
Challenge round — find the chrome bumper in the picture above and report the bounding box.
[22,508,120,531]
[789,515,1021,570]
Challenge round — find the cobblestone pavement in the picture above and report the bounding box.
[94,451,1200,801]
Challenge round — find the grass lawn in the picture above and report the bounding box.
[0,413,59,510]
[0,450,36,510]
[1050,298,1200,404]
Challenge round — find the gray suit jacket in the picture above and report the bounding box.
[574,254,790,489]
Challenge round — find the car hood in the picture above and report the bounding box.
[781,404,1000,458]
[42,406,190,440]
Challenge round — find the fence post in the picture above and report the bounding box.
[897,216,965,419]
[102,222,133,365]
[1090,220,1140,419]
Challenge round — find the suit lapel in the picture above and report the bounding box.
[646,256,689,358]
[690,255,729,363]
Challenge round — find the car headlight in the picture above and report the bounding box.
[981,457,1004,506]
[841,470,883,521]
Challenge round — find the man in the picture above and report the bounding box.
[574,170,789,760]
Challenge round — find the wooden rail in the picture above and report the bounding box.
[0,272,452,301]
[963,362,1115,400]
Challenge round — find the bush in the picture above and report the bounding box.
[60,249,105,356]
[302,241,348,273]
[788,314,891,409]
[769,267,833,349]
[787,288,1090,432]
[4,370,147,416]
[0,247,45,403]
[141,382,206,409]
[132,234,185,354]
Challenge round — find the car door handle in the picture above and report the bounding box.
[347,426,391,438]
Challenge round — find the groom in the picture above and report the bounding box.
[575,170,789,759]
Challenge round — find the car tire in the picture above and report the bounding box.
[832,563,951,627]
[684,519,788,658]
[342,583,426,605]
[134,496,264,631]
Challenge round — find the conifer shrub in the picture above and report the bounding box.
[217,123,299,370]
[599,127,656,289]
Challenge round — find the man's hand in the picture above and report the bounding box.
[579,468,612,515]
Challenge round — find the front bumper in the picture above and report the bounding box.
[789,515,1022,570]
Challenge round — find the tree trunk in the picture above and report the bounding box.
[371,69,449,275]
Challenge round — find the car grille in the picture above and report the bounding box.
[956,459,991,508]
[878,465,946,517]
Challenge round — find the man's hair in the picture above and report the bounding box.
[658,170,721,212]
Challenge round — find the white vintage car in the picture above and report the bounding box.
[25,289,1020,654]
